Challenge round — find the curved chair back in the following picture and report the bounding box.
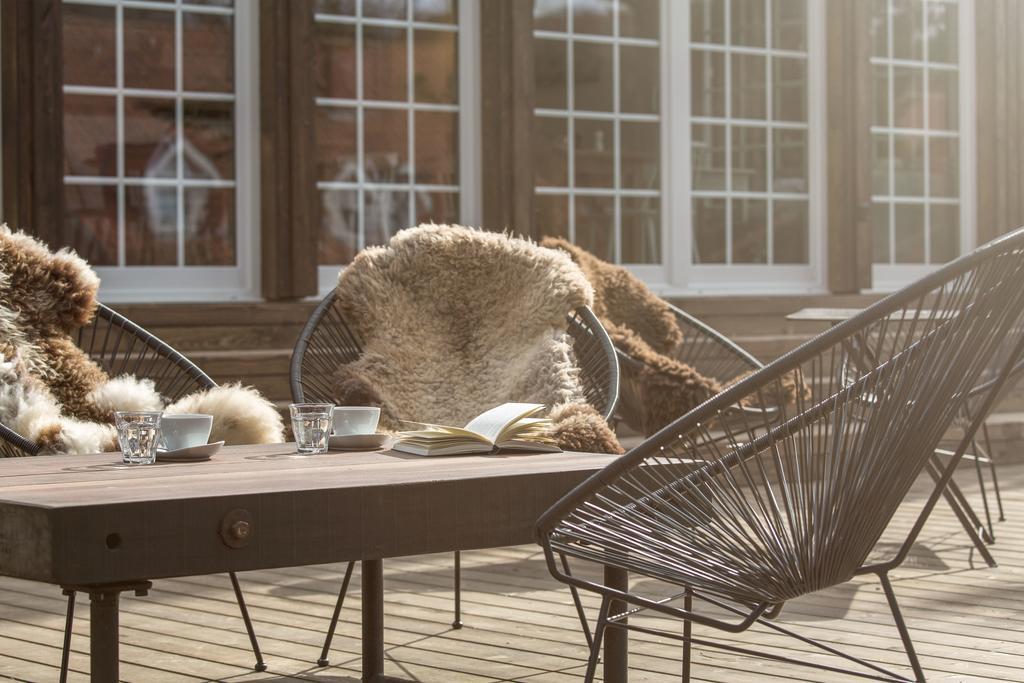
[291,291,619,421]
[539,227,1024,610]
[0,303,216,457]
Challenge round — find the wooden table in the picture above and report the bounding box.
[0,443,624,681]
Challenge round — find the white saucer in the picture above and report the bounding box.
[328,433,389,451]
[156,441,225,463]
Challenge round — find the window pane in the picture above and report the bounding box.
[928,1,958,64]
[415,111,458,184]
[364,109,409,183]
[773,128,807,193]
[773,200,808,264]
[575,196,615,262]
[414,0,456,23]
[872,64,889,127]
[693,198,726,263]
[620,46,659,115]
[125,186,177,265]
[772,0,805,51]
[691,51,726,118]
[691,0,725,44]
[619,0,659,39]
[692,124,727,191]
[63,4,116,87]
[534,116,569,187]
[893,203,925,263]
[185,187,235,265]
[872,203,891,263]
[182,12,233,92]
[929,70,958,130]
[930,204,959,263]
[317,0,356,15]
[870,0,887,57]
[573,42,614,112]
[64,95,116,177]
[893,135,925,196]
[574,119,614,188]
[534,0,568,32]
[891,0,925,61]
[731,54,766,120]
[319,190,358,264]
[364,190,410,246]
[732,198,767,263]
[732,126,767,192]
[621,121,659,190]
[730,0,766,47]
[872,134,890,196]
[414,29,457,103]
[415,191,459,224]
[184,100,235,180]
[773,58,806,122]
[65,185,118,266]
[573,0,612,35]
[124,9,175,90]
[123,97,176,178]
[622,197,661,264]
[892,66,924,129]
[364,26,407,101]
[534,193,569,240]
[535,38,568,110]
[929,137,958,198]
[315,22,357,100]
[365,0,407,20]
[316,107,358,182]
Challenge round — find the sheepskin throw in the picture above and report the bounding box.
[330,224,622,454]
[0,225,284,454]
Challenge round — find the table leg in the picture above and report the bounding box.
[603,565,628,683]
[362,559,384,682]
[89,590,119,682]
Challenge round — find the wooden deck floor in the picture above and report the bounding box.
[2,459,1024,682]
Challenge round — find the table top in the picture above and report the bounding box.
[0,444,619,586]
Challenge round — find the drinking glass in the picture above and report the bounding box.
[115,411,162,465]
[290,403,334,454]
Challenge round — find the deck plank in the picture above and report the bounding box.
[1,460,1023,681]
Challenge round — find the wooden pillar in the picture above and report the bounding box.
[0,0,65,243]
[975,0,1024,244]
[259,0,318,300]
[480,0,536,237]
[824,0,872,293]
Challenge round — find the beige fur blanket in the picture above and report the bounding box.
[330,224,622,453]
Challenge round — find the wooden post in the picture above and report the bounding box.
[259,0,318,300]
[0,0,65,242]
[824,0,872,293]
[603,565,629,683]
[480,0,536,237]
[362,559,385,681]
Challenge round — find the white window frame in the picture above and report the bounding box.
[63,0,260,303]
[869,0,975,293]
[314,0,482,296]
[657,0,828,296]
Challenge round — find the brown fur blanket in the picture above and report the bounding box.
[0,225,284,454]
[330,224,622,453]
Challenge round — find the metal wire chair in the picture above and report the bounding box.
[0,303,267,678]
[537,227,1024,682]
[291,290,620,666]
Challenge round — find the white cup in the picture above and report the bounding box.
[160,413,214,451]
[332,406,381,436]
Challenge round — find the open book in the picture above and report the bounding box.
[391,403,561,456]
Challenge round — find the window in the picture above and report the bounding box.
[531,0,663,272]
[683,0,824,291]
[313,0,480,291]
[61,0,257,301]
[869,0,972,290]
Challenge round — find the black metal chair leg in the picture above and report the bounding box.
[59,589,75,683]
[981,422,1006,521]
[583,597,610,683]
[559,553,593,649]
[452,551,463,629]
[318,561,356,666]
[970,438,996,541]
[878,573,925,683]
[229,572,267,672]
[682,587,693,683]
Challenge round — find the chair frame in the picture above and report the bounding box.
[537,227,1024,682]
[0,303,267,678]
[291,291,620,666]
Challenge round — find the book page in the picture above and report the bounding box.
[464,403,545,443]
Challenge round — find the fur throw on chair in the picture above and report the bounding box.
[0,225,284,454]
[330,224,622,454]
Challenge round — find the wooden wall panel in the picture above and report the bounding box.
[259,0,318,300]
[824,0,872,293]
[479,0,535,237]
[976,0,1024,244]
[0,0,65,243]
